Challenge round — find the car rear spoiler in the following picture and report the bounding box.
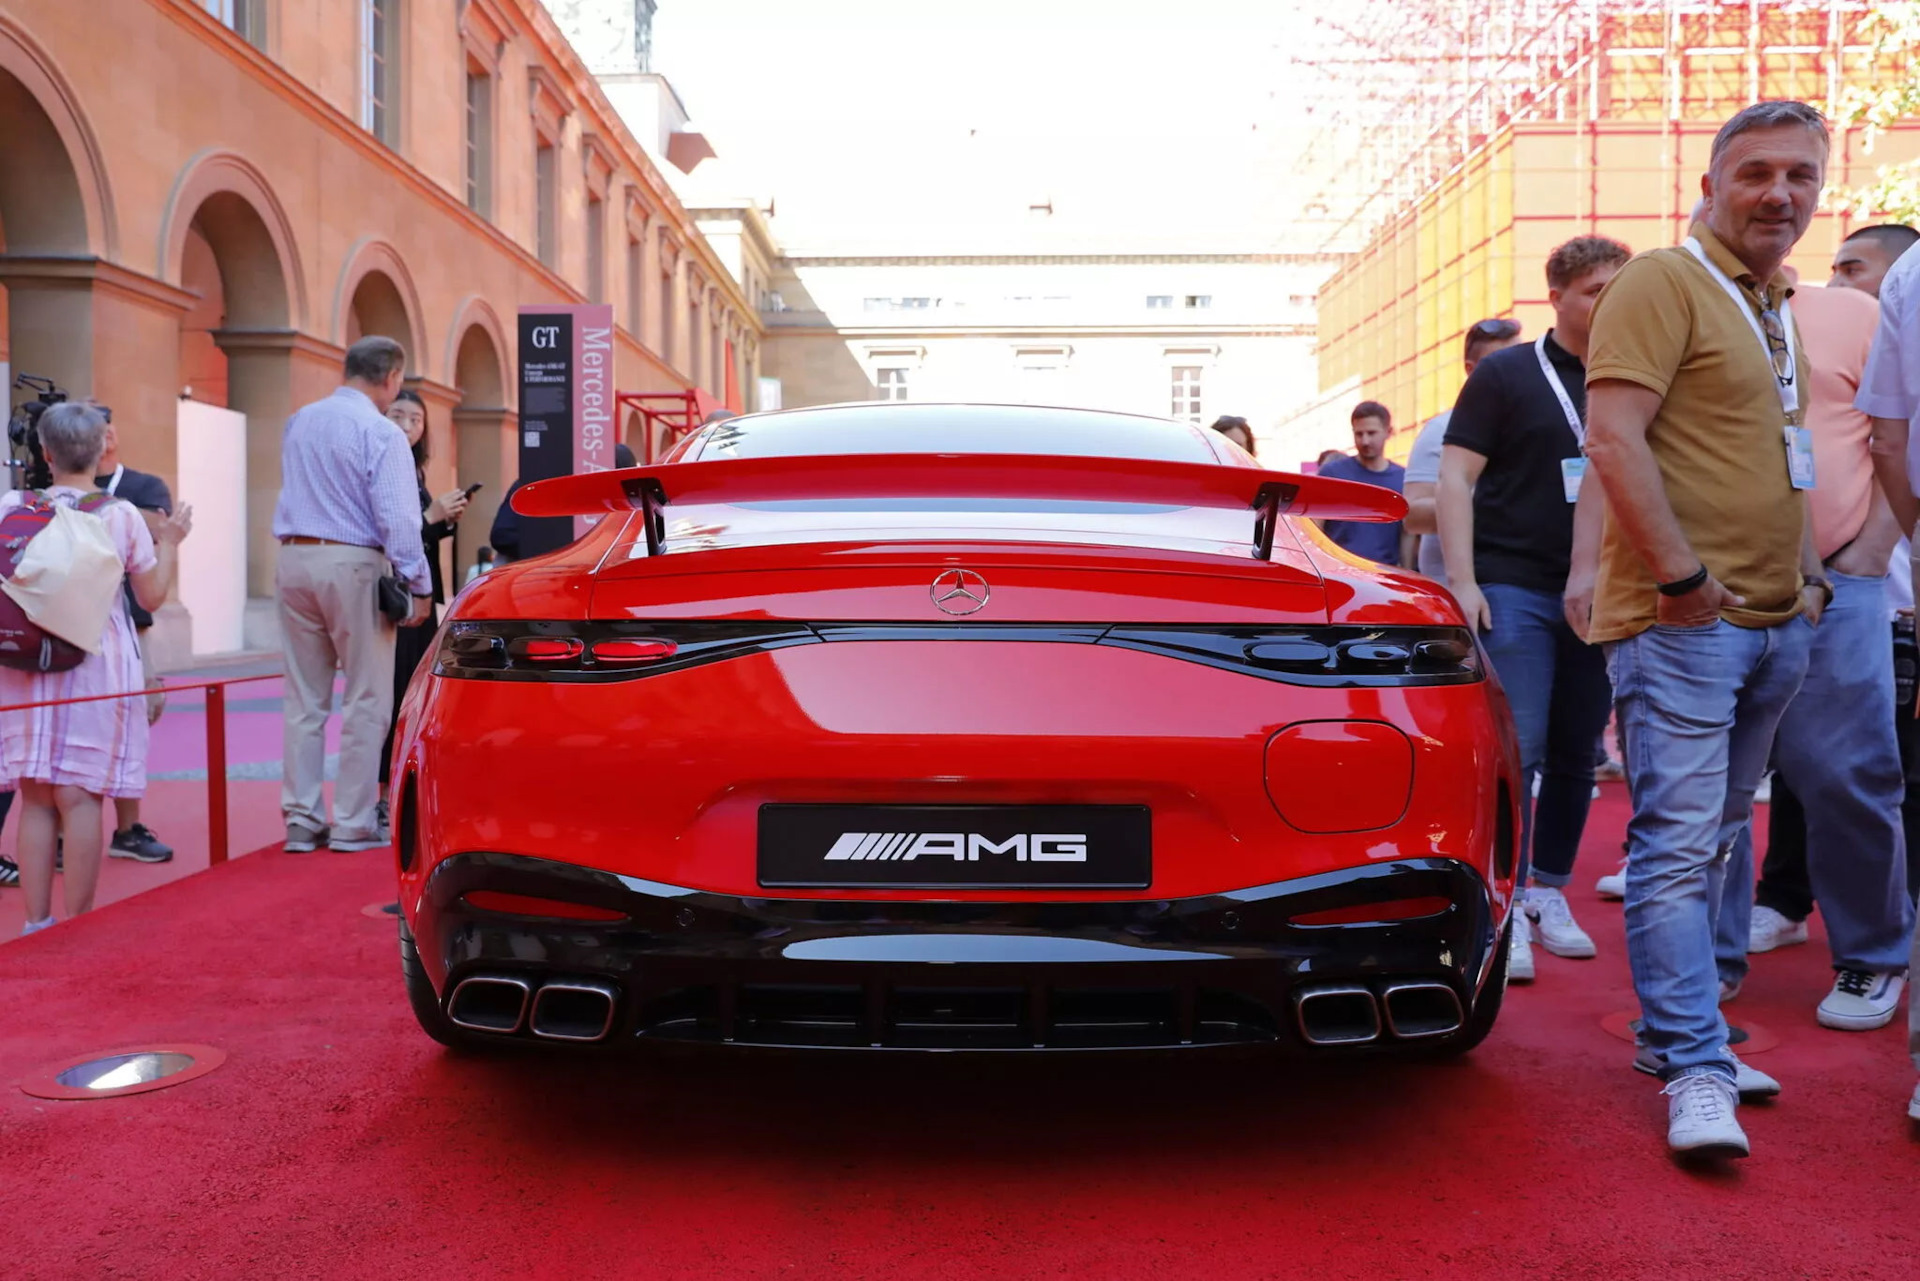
[511,453,1407,561]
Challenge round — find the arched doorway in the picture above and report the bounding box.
[348,271,414,354]
[161,153,304,605]
[448,301,512,574]
[335,241,424,373]
[0,20,115,407]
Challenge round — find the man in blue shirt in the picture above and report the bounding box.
[271,336,429,854]
[1315,401,1411,566]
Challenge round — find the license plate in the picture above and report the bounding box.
[757,805,1152,889]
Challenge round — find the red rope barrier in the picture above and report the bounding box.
[0,672,284,868]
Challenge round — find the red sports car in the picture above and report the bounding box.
[392,403,1520,1055]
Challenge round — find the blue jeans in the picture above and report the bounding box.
[1479,583,1613,887]
[1607,617,1812,1082]
[1715,571,1913,983]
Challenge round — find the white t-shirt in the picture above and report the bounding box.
[1858,247,1920,617]
[1404,411,1451,582]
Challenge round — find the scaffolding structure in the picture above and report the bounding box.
[1286,0,1898,255]
[1290,0,1920,452]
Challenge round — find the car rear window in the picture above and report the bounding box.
[693,404,1221,465]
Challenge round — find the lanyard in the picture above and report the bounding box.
[1534,334,1584,448]
[104,464,124,496]
[1682,237,1800,416]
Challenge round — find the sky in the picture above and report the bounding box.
[651,0,1327,253]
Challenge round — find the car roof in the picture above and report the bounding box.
[686,402,1236,466]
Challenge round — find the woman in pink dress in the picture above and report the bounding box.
[1,402,192,934]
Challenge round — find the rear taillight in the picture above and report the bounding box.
[513,637,584,662]
[434,622,815,682]
[1103,626,1481,687]
[433,622,1482,686]
[592,638,677,664]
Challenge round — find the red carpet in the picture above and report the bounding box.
[4,786,1919,1279]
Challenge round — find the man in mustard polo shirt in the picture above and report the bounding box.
[1584,101,1831,1161]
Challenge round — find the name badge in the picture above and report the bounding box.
[1561,456,1587,504]
[1784,424,1815,491]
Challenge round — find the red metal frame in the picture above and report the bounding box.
[618,388,726,464]
[0,674,282,868]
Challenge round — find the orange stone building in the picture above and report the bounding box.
[0,0,759,660]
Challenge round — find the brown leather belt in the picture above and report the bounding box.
[279,536,375,549]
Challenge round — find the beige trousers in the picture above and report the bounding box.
[276,544,394,839]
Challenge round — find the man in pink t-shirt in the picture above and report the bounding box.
[1716,275,1914,1034]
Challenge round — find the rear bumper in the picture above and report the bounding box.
[411,853,1501,1052]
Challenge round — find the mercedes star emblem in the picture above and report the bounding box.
[930,568,990,616]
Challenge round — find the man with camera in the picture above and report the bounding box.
[271,336,429,855]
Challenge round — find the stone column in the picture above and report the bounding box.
[214,328,344,602]
[453,406,515,570]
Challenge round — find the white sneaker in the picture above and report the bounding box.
[1525,886,1597,959]
[1595,859,1627,900]
[1663,1071,1749,1158]
[1508,910,1535,983]
[1634,1047,1780,1101]
[1747,905,1809,953]
[1908,1081,1920,1123]
[1817,969,1907,1031]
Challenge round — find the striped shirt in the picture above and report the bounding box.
[271,386,429,593]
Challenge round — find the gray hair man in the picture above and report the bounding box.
[1583,100,1832,1160]
[270,335,430,854]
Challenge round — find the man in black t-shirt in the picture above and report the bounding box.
[1436,235,1631,983]
[95,421,175,864]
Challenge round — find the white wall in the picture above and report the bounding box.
[176,400,247,656]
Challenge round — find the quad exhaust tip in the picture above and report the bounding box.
[1380,981,1465,1039]
[447,975,533,1033]
[1294,981,1466,1045]
[529,980,619,1042]
[1292,984,1382,1046]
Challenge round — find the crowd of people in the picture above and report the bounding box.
[1296,100,1920,1160]
[5,98,1919,1165]
[0,337,502,907]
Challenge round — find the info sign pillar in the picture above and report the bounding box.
[516,303,617,558]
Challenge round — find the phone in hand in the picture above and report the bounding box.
[462,481,484,498]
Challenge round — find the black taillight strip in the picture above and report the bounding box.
[436,622,1479,686]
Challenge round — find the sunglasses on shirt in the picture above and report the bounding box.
[1759,307,1796,387]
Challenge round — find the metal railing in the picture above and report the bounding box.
[0,673,283,866]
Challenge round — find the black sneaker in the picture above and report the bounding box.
[0,856,17,886]
[109,823,174,863]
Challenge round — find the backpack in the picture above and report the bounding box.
[0,491,124,673]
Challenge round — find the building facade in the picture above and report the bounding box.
[762,254,1337,463]
[1305,0,1920,457]
[0,0,758,660]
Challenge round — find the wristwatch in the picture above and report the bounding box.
[1803,575,1833,609]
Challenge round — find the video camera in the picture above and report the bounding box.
[7,375,110,492]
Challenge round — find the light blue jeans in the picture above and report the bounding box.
[1478,583,1613,888]
[1716,571,1913,985]
[1607,616,1812,1082]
